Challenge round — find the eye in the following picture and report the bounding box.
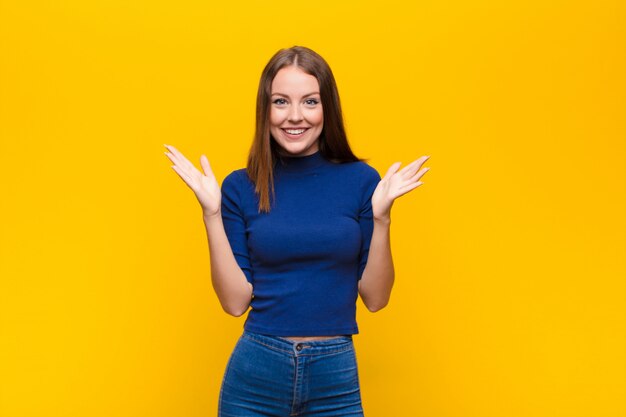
[272,98,287,105]
[305,99,319,106]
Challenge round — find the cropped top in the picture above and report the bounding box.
[220,149,381,336]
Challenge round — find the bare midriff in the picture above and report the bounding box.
[283,335,344,341]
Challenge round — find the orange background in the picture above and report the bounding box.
[1,1,625,416]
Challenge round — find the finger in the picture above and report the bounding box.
[399,155,430,176]
[399,160,421,178]
[164,151,184,170]
[164,144,184,161]
[396,180,423,197]
[164,151,178,164]
[165,148,203,181]
[165,144,196,172]
[171,164,196,191]
[410,166,430,181]
[165,151,192,177]
[200,155,215,180]
[398,159,420,176]
[164,148,186,170]
[383,162,402,180]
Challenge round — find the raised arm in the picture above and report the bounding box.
[164,144,253,317]
[358,155,430,312]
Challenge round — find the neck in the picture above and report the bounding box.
[275,149,329,174]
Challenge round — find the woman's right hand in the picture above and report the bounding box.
[164,144,221,217]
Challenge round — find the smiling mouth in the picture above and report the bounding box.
[282,128,308,138]
[283,128,307,134]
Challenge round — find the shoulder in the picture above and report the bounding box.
[221,168,253,199]
[333,160,380,202]
[224,167,248,180]
[340,160,381,183]
[222,168,250,187]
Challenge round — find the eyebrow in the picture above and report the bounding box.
[271,92,320,98]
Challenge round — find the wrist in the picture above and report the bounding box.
[202,209,222,222]
[373,215,391,226]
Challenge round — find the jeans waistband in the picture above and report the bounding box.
[242,331,353,356]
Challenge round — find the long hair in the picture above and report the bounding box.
[246,46,363,213]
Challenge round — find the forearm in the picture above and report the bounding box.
[203,211,253,316]
[358,217,394,312]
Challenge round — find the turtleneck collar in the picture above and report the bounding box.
[274,150,330,174]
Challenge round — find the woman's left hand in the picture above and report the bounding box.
[371,155,431,221]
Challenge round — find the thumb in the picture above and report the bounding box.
[200,155,214,179]
[383,162,402,180]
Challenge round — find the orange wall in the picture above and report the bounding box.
[1,1,624,416]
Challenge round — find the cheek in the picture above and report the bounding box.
[269,108,283,126]
[309,109,324,126]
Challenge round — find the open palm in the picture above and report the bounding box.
[164,144,221,216]
[371,155,430,220]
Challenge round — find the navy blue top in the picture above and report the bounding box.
[220,150,381,336]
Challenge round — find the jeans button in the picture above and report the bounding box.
[295,344,303,351]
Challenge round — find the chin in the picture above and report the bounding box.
[285,147,315,156]
[275,141,318,157]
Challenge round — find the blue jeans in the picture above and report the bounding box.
[218,331,365,417]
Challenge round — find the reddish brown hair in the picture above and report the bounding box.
[247,46,363,213]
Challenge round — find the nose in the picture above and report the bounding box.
[287,104,303,122]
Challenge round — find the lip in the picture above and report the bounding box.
[281,127,309,139]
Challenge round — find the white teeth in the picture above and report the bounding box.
[285,129,306,134]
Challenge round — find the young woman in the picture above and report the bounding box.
[164,46,430,417]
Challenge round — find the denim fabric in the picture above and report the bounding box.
[218,331,364,417]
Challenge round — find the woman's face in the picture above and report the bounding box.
[269,65,323,157]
